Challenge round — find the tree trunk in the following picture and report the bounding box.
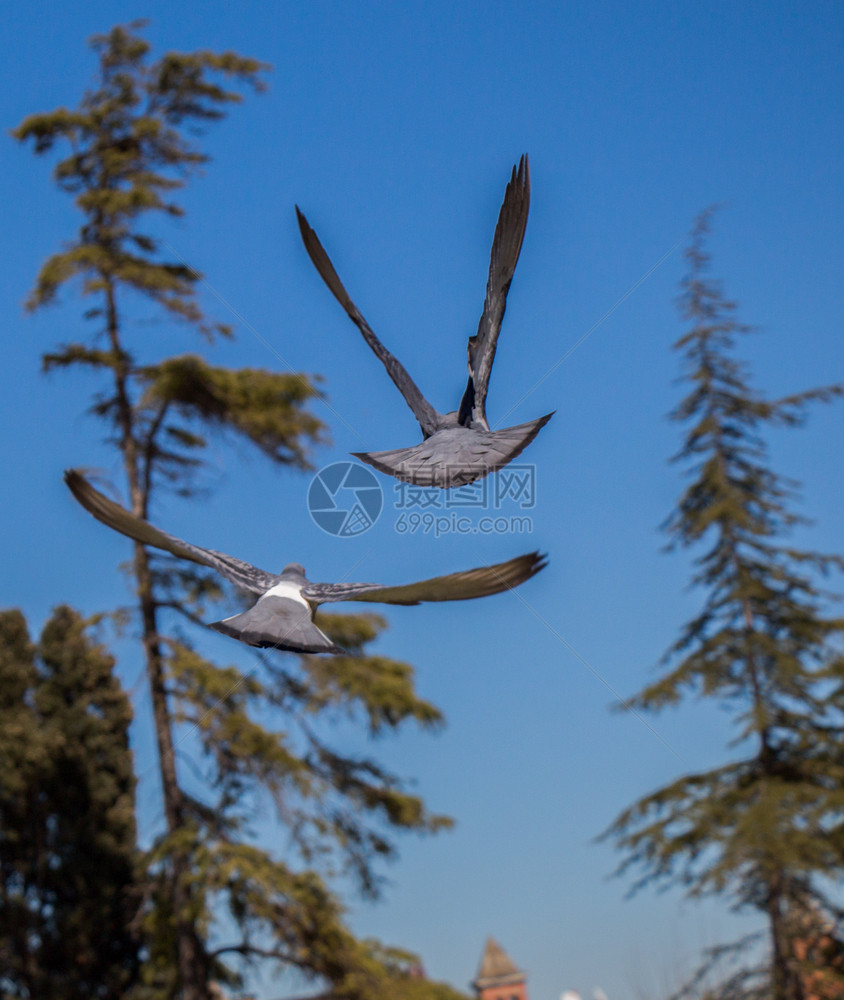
[106,280,208,1000]
[135,542,209,1000]
[768,874,805,1000]
[730,542,804,1000]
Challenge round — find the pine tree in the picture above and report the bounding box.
[604,211,844,1000]
[0,606,140,999]
[15,23,462,1000]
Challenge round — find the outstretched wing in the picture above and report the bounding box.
[459,156,531,428]
[296,207,439,438]
[64,470,276,595]
[302,551,546,606]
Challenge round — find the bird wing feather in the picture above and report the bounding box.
[64,470,275,594]
[460,155,531,427]
[296,207,439,438]
[302,551,546,606]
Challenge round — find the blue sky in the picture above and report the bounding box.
[1,2,843,997]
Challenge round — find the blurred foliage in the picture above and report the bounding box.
[0,607,140,999]
[604,210,844,1000]
[15,20,324,500]
[15,21,462,1000]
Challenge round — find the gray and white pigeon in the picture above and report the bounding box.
[65,470,547,654]
[296,155,553,489]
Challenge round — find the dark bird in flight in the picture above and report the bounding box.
[296,155,553,488]
[65,470,547,654]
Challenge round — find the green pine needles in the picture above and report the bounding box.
[605,210,844,1000]
[0,607,140,1000]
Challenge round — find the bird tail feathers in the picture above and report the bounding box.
[353,412,553,488]
[208,596,343,654]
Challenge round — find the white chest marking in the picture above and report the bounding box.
[262,580,310,609]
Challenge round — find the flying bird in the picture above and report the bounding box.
[65,470,547,654]
[296,155,553,488]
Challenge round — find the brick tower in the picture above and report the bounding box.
[472,938,528,1000]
